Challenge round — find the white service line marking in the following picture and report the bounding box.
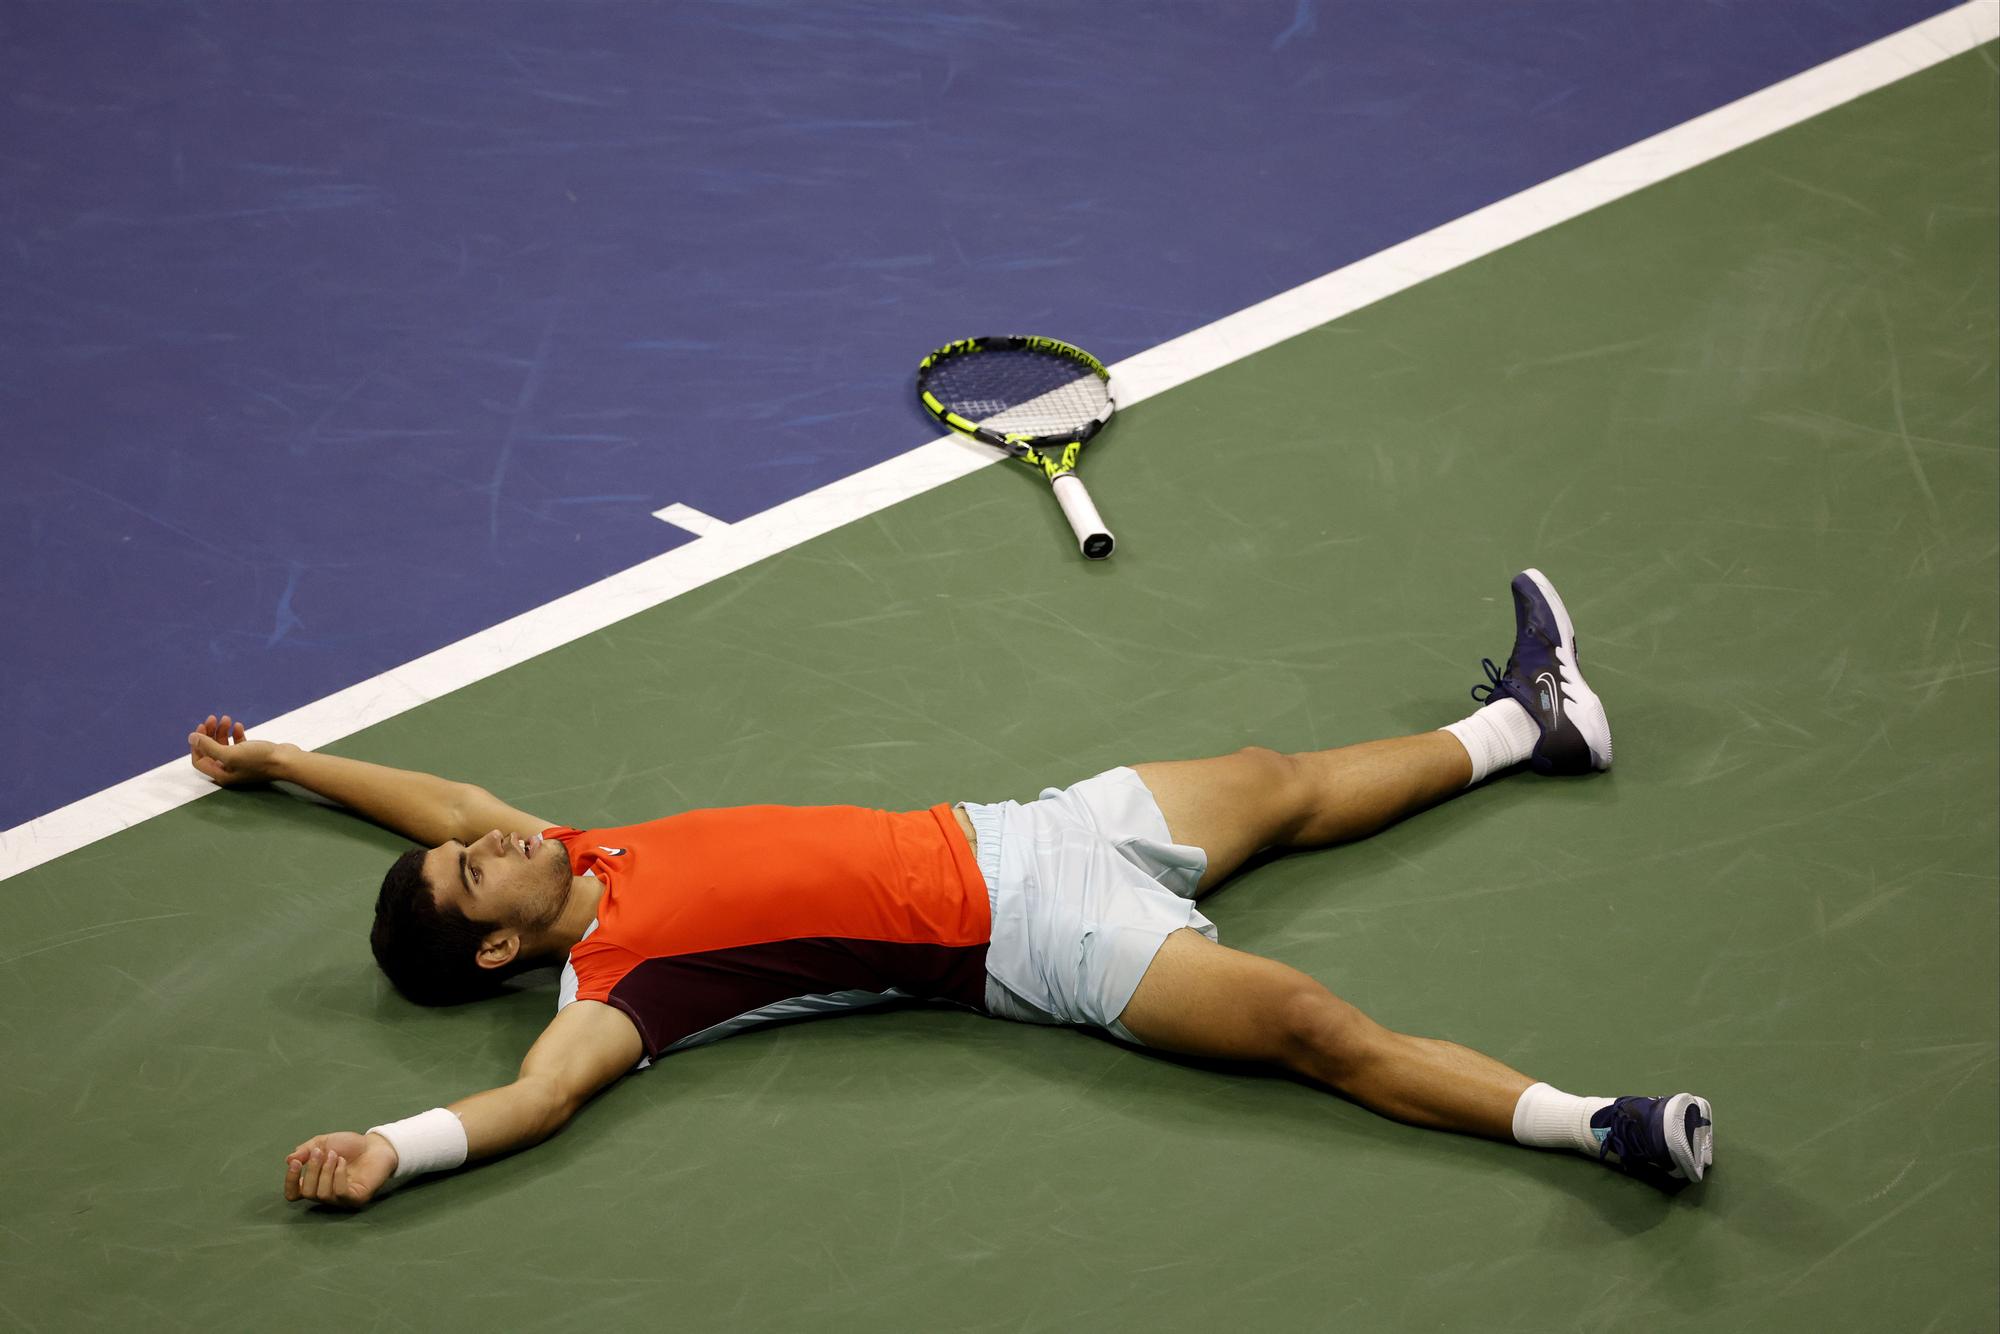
[652,502,732,536]
[4,0,1992,884]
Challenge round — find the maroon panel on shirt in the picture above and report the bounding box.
[607,936,989,1058]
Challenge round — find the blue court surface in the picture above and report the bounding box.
[0,0,1963,832]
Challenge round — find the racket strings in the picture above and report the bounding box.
[926,351,1110,440]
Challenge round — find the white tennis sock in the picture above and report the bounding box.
[1440,698,1539,785]
[1511,1082,1614,1155]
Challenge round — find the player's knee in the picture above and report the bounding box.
[1233,745,1312,827]
[1275,985,1376,1085]
[1232,743,1290,776]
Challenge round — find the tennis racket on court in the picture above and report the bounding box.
[916,335,1117,559]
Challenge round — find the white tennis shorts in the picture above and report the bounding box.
[961,766,1218,1043]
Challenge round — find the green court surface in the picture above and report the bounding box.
[4,46,1994,1334]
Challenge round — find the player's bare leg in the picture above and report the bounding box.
[1134,732,1475,894]
[1115,928,1530,1138]
[1115,928,1711,1190]
[1134,569,1619,895]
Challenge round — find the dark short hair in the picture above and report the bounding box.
[370,847,512,1006]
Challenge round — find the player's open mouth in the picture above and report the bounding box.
[514,833,542,858]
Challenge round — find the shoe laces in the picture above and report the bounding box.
[1470,657,1512,704]
[1594,1099,1658,1174]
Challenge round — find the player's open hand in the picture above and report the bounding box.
[284,1131,397,1211]
[188,715,286,787]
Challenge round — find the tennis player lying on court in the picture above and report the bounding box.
[189,569,1712,1211]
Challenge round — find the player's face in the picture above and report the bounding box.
[427,828,571,934]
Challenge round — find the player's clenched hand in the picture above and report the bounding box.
[284,1131,397,1211]
[188,715,288,787]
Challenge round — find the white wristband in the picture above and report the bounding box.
[366,1107,468,1180]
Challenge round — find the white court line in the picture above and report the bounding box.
[3,1,1992,884]
[651,502,732,537]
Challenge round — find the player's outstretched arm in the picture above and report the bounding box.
[283,1001,643,1211]
[188,713,551,848]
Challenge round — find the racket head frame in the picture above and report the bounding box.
[915,334,1116,480]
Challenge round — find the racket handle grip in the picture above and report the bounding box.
[1051,473,1114,560]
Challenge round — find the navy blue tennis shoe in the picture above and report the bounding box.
[1590,1093,1714,1192]
[1471,568,1613,775]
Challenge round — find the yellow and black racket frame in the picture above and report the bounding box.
[915,334,1115,480]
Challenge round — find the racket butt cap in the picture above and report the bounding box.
[1051,472,1114,561]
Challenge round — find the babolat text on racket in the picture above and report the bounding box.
[916,335,1117,559]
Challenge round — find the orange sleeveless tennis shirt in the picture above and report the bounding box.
[548,804,990,1059]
